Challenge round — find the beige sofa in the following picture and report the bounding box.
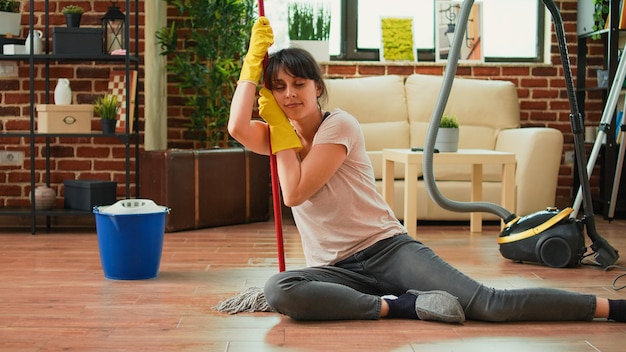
[323,74,564,221]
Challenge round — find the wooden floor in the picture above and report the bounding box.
[1,217,626,351]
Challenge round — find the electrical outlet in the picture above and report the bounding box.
[564,150,575,164]
[0,151,24,165]
[0,62,19,77]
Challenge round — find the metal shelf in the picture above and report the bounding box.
[0,0,140,234]
[0,207,93,217]
[0,54,139,62]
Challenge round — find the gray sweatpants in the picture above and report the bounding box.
[263,234,596,321]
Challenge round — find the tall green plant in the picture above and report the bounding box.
[156,0,255,148]
[288,2,330,41]
[0,0,20,13]
[592,0,609,39]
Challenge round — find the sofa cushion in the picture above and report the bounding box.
[324,75,410,179]
[405,74,521,181]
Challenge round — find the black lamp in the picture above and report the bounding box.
[444,23,456,47]
[102,1,125,54]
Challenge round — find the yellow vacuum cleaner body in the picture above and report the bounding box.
[498,207,586,268]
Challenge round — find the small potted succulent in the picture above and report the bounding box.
[62,4,84,28]
[435,113,459,152]
[0,0,21,36]
[94,94,119,134]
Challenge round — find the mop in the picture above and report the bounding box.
[214,0,282,314]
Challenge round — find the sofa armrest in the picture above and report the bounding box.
[496,127,563,215]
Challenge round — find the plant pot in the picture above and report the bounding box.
[65,13,82,28]
[0,11,21,36]
[434,128,459,152]
[101,119,117,134]
[289,40,330,62]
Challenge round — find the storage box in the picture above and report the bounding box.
[52,27,102,55]
[36,104,93,133]
[2,44,25,55]
[0,38,25,54]
[64,180,117,210]
[139,148,270,232]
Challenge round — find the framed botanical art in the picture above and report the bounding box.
[435,1,483,62]
[380,17,415,62]
[107,70,138,134]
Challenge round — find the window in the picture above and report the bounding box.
[265,0,544,62]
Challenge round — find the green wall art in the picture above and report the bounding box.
[381,17,415,61]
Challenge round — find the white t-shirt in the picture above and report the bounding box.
[291,109,407,267]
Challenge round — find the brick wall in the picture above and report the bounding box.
[0,0,607,219]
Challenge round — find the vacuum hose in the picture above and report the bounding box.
[422,0,514,223]
[423,0,619,268]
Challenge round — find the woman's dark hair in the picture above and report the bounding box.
[263,48,327,103]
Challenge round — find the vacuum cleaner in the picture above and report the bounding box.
[423,0,619,268]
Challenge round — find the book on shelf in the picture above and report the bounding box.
[604,0,626,29]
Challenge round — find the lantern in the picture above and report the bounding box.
[102,1,125,53]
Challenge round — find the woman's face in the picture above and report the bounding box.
[271,68,322,122]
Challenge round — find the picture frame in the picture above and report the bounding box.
[435,1,483,62]
[107,70,138,134]
[380,17,415,62]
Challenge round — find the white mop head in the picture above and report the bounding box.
[213,286,275,314]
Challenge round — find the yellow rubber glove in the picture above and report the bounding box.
[258,88,302,154]
[239,17,274,85]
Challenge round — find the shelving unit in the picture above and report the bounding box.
[576,0,626,219]
[0,0,139,234]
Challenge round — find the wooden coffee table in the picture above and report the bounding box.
[382,148,516,238]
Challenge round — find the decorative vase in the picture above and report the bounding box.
[101,119,117,134]
[25,30,43,55]
[434,128,459,152]
[54,79,72,105]
[65,13,82,28]
[30,186,56,210]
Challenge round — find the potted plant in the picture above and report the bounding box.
[0,0,21,36]
[435,113,459,152]
[61,5,84,28]
[156,0,255,148]
[93,93,119,134]
[149,0,270,232]
[288,2,331,61]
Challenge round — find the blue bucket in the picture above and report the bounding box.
[94,199,169,280]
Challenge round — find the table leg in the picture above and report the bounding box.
[501,162,516,228]
[404,162,418,238]
[382,158,394,208]
[470,164,483,232]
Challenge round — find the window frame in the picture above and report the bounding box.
[333,0,545,63]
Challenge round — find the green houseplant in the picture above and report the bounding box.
[288,2,331,61]
[94,94,119,134]
[592,0,609,39]
[435,114,459,152]
[156,0,255,148]
[0,0,21,36]
[593,0,609,31]
[288,2,330,41]
[61,4,84,28]
[440,114,459,128]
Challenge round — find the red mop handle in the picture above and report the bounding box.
[258,0,286,272]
